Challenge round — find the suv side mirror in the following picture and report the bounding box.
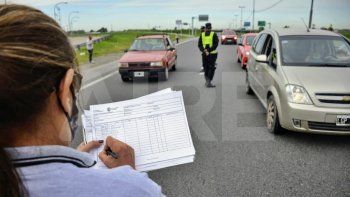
[256,54,268,63]
[269,49,278,69]
[168,47,176,51]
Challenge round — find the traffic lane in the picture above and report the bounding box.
[80,60,118,85]
[149,43,350,196]
[76,40,350,196]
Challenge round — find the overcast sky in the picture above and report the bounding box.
[5,0,350,31]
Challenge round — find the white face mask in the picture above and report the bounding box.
[58,89,79,141]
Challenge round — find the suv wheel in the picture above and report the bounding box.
[245,72,253,95]
[267,95,283,134]
[237,53,241,63]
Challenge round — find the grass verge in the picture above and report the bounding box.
[342,32,350,39]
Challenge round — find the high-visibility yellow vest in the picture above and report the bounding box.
[201,32,217,54]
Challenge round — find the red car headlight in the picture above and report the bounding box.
[150,61,163,67]
[118,62,128,67]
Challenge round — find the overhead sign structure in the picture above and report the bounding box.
[176,20,182,25]
[198,15,209,22]
[258,21,266,27]
[244,22,251,27]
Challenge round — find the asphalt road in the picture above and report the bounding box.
[75,39,350,197]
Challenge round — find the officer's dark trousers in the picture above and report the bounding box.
[203,53,218,81]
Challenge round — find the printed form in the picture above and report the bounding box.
[84,90,195,171]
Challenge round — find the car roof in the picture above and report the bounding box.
[242,33,258,36]
[267,28,340,37]
[222,29,235,33]
[138,35,167,39]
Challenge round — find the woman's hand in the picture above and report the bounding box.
[77,140,104,153]
[98,136,135,169]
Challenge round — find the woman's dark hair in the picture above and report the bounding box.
[0,4,78,196]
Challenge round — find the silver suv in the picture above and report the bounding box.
[246,29,350,135]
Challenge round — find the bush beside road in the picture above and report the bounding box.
[75,31,191,65]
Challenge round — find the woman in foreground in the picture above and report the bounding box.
[0,4,162,197]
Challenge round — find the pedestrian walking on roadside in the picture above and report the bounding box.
[86,34,94,63]
[176,33,179,44]
[198,23,219,88]
[199,26,206,73]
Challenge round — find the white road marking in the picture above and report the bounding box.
[82,70,119,90]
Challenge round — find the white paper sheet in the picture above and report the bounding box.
[82,89,195,172]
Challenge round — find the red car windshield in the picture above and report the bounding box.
[222,30,236,35]
[246,36,256,45]
[130,38,166,51]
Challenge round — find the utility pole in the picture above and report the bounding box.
[308,0,314,28]
[238,6,245,29]
[68,11,79,32]
[252,0,256,31]
[54,2,68,26]
[191,16,195,36]
[234,14,239,30]
[70,16,79,33]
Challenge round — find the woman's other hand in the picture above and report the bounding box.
[77,140,104,152]
[98,136,135,169]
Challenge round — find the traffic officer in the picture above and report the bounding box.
[199,26,206,73]
[198,23,219,88]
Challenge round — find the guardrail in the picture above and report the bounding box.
[74,34,112,50]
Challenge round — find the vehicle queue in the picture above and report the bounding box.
[116,27,350,135]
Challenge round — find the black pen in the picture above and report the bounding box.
[106,148,119,159]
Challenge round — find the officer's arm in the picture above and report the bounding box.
[210,33,219,51]
[198,35,204,52]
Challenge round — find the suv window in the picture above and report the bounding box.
[254,34,267,54]
[263,35,277,68]
[262,35,273,55]
[280,35,350,66]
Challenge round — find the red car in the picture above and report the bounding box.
[118,35,177,82]
[237,33,258,68]
[220,29,238,45]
